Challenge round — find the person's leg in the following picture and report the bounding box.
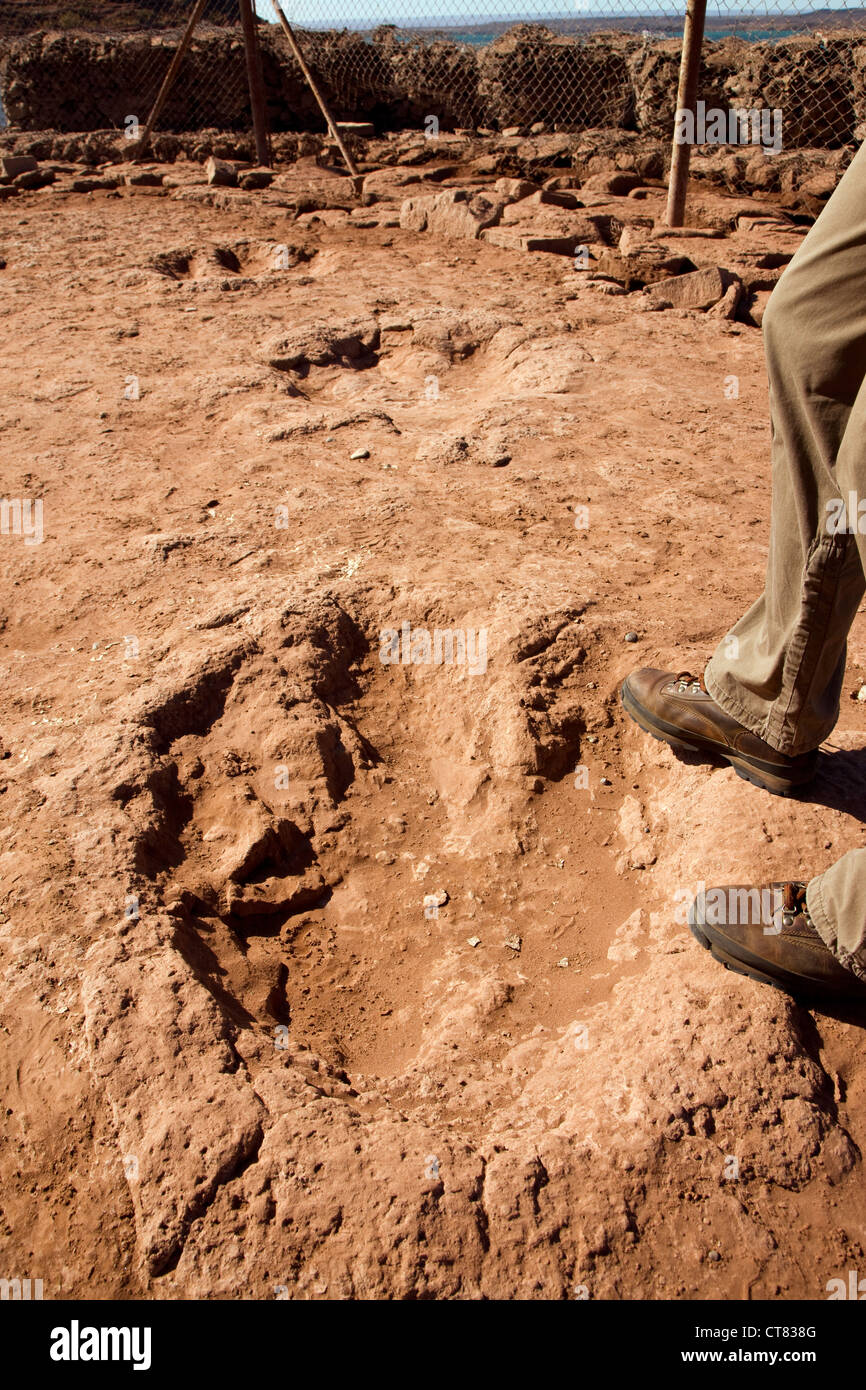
[705,139,866,755]
[808,850,866,980]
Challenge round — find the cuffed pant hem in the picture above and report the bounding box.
[703,659,831,757]
[807,872,866,982]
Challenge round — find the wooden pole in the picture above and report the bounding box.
[272,0,360,184]
[664,0,708,227]
[239,0,271,167]
[132,0,208,160]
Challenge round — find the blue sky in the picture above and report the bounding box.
[254,0,852,27]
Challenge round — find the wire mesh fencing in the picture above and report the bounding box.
[1,2,865,197]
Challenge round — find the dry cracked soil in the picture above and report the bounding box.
[2,155,866,1301]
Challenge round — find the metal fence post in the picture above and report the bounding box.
[239,0,271,167]
[665,0,708,227]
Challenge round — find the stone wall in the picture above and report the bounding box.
[0,23,863,145]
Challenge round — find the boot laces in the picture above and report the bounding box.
[779,881,813,932]
[674,671,706,695]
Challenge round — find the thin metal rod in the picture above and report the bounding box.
[134,0,209,159]
[272,0,360,182]
[665,0,708,227]
[239,0,271,167]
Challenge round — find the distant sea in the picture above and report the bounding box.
[405,27,802,43]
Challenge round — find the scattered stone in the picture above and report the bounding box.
[742,288,773,328]
[362,166,423,201]
[645,266,731,311]
[467,936,481,948]
[14,167,54,190]
[240,167,274,190]
[581,170,643,196]
[492,176,537,204]
[337,121,374,138]
[707,282,743,321]
[504,935,522,952]
[483,227,584,256]
[205,157,237,188]
[856,685,866,702]
[557,957,570,968]
[600,777,612,786]
[400,188,503,240]
[1,154,37,177]
[624,631,639,642]
[124,169,164,187]
[537,187,583,210]
[654,225,725,239]
[595,245,696,289]
[69,176,119,192]
[425,889,449,908]
[707,1250,721,1263]
[588,280,628,296]
[350,448,370,460]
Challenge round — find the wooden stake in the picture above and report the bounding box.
[665,0,708,228]
[132,0,209,160]
[272,1,360,185]
[239,0,271,168]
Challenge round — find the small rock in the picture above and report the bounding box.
[707,1250,721,1263]
[1,154,37,178]
[587,735,598,743]
[350,448,370,460]
[425,889,449,908]
[624,631,639,643]
[14,168,54,190]
[557,957,569,968]
[581,170,643,196]
[856,685,866,702]
[645,266,730,312]
[600,777,612,786]
[504,935,522,952]
[467,936,481,948]
[240,167,274,190]
[205,156,237,188]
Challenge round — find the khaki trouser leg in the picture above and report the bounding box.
[806,361,866,970]
[704,138,866,754]
[703,141,866,967]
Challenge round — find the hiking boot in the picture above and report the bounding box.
[621,667,818,797]
[688,881,866,1000]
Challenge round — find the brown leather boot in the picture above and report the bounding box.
[621,668,818,796]
[688,881,866,999]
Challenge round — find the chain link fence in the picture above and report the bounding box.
[1,3,865,195]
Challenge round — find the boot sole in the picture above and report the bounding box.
[620,680,815,798]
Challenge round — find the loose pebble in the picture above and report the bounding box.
[350,448,370,460]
